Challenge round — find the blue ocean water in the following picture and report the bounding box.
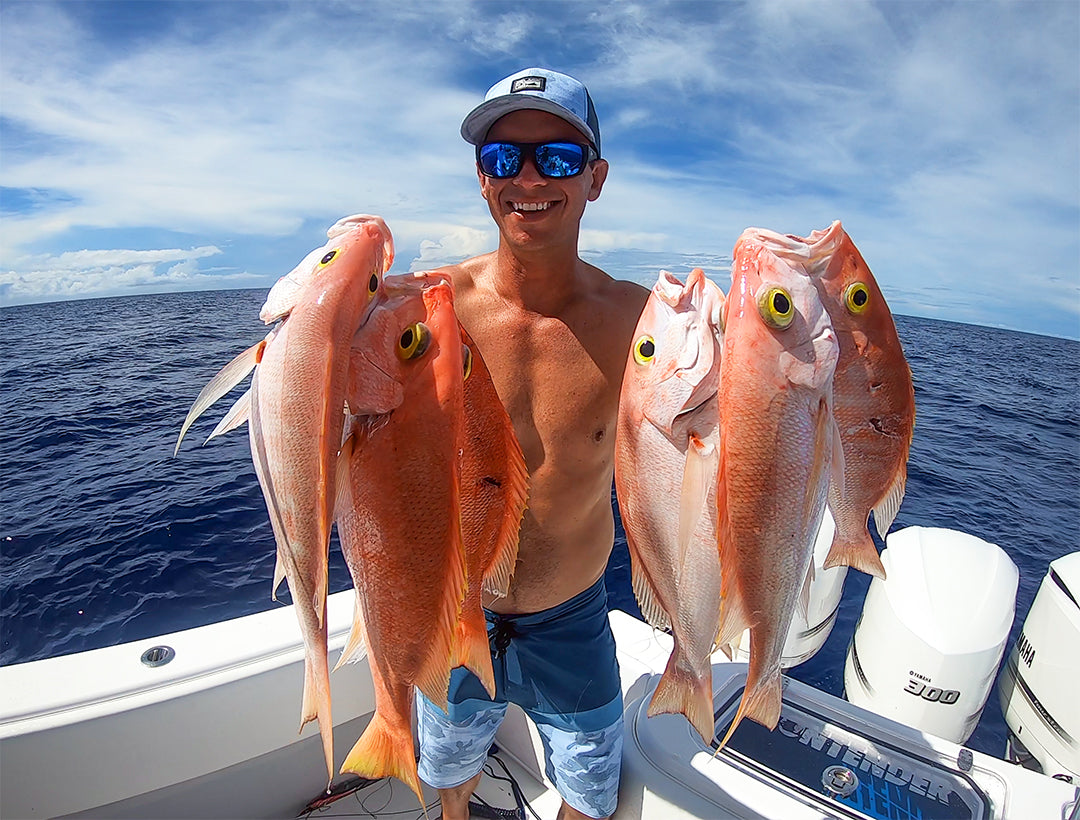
[1,288,1077,762]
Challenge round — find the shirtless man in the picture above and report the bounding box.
[415,69,649,820]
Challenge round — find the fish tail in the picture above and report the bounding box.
[713,671,783,756]
[341,711,423,805]
[454,603,496,698]
[299,654,335,785]
[648,658,715,745]
[823,528,886,579]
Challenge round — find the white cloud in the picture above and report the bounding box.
[0,246,235,304]
[0,1,1075,337]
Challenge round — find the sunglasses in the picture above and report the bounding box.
[477,141,596,179]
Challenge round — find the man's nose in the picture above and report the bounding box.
[515,154,545,186]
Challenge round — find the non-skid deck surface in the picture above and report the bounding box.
[307,750,560,819]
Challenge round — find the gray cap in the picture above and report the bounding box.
[460,67,601,157]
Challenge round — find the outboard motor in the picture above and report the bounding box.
[998,551,1080,782]
[735,508,848,669]
[844,527,1018,744]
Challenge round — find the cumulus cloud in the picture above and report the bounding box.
[0,0,1075,336]
[0,246,239,304]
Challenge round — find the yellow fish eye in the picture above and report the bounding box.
[367,272,379,295]
[319,249,338,267]
[633,335,656,366]
[462,344,473,380]
[397,322,431,360]
[843,282,870,314]
[758,286,794,329]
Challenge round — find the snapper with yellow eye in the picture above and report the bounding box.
[713,226,843,751]
[614,268,726,744]
[175,215,394,785]
[806,221,915,580]
[333,275,503,804]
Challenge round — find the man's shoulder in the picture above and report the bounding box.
[423,253,495,293]
[582,263,650,313]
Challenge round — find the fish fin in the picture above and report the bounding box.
[334,590,368,671]
[333,432,355,524]
[715,443,749,655]
[453,602,496,699]
[678,433,716,569]
[627,533,672,631]
[340,711,422,805]
[872,463,907,539]
[648,658,715,744]
[459,325,527,599]
[479,421,527,599]
[798,559,814,623]
[824,529,886,579]
[249,370,292,604]
[271,552,286,600]
[174,339,263,455]
[299,620,334,786]
[204,388,251,443]
[714,672,783,755]
[414,520,467,712]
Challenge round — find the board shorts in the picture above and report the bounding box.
[417,576,624,819]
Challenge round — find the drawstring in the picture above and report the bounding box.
[489,615,519,659]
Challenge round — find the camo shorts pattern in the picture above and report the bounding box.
[416,578,623,818]
[416,696,623,819]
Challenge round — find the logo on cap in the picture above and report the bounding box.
[511,76,546,93]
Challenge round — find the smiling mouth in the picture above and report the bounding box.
[510,201,553,212]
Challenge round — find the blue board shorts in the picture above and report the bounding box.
[417,577,624,819]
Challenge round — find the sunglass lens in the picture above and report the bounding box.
[535,143,587,178]
[479,143,522,178]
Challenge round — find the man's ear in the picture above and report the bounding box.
[587,158,609,202]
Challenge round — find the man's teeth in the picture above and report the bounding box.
[512,201,551,212]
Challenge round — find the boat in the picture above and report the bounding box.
[2,529,1078,820]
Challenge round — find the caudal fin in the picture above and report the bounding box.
[454,602,496,698]
[341,711,423,805]
[299,653,335,785]
[823,528,886,579]
[714,672,783,754]
[647,659,715,744]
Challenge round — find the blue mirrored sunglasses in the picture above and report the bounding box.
[477,141,595,179]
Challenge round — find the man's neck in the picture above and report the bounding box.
[491,240,584,315]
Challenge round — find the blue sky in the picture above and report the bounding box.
[1,0,1077,338]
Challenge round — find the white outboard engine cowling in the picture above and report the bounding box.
[998,550,1080,782]
[844,526,1018,744]
[736,508,848,668]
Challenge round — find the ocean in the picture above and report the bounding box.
[1,287,1077,762]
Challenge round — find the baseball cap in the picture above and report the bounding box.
[460,67,601,157]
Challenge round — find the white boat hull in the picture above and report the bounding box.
[2,596,1076,819]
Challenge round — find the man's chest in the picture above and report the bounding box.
[467,310,622,464]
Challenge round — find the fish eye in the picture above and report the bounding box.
[462,344,473,380]
[367,273,379,295]
[843,282,870,314]
[758,286,794,329]
[319,249,338,267]
[397,322,431,360]
[633,335,656,365]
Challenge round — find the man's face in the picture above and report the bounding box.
[477,109,608,251]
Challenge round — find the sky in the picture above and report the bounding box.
[1,0,1078,339]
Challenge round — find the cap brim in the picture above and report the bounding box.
[460,96,598,152]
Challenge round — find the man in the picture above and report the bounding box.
[416,68,650,820]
